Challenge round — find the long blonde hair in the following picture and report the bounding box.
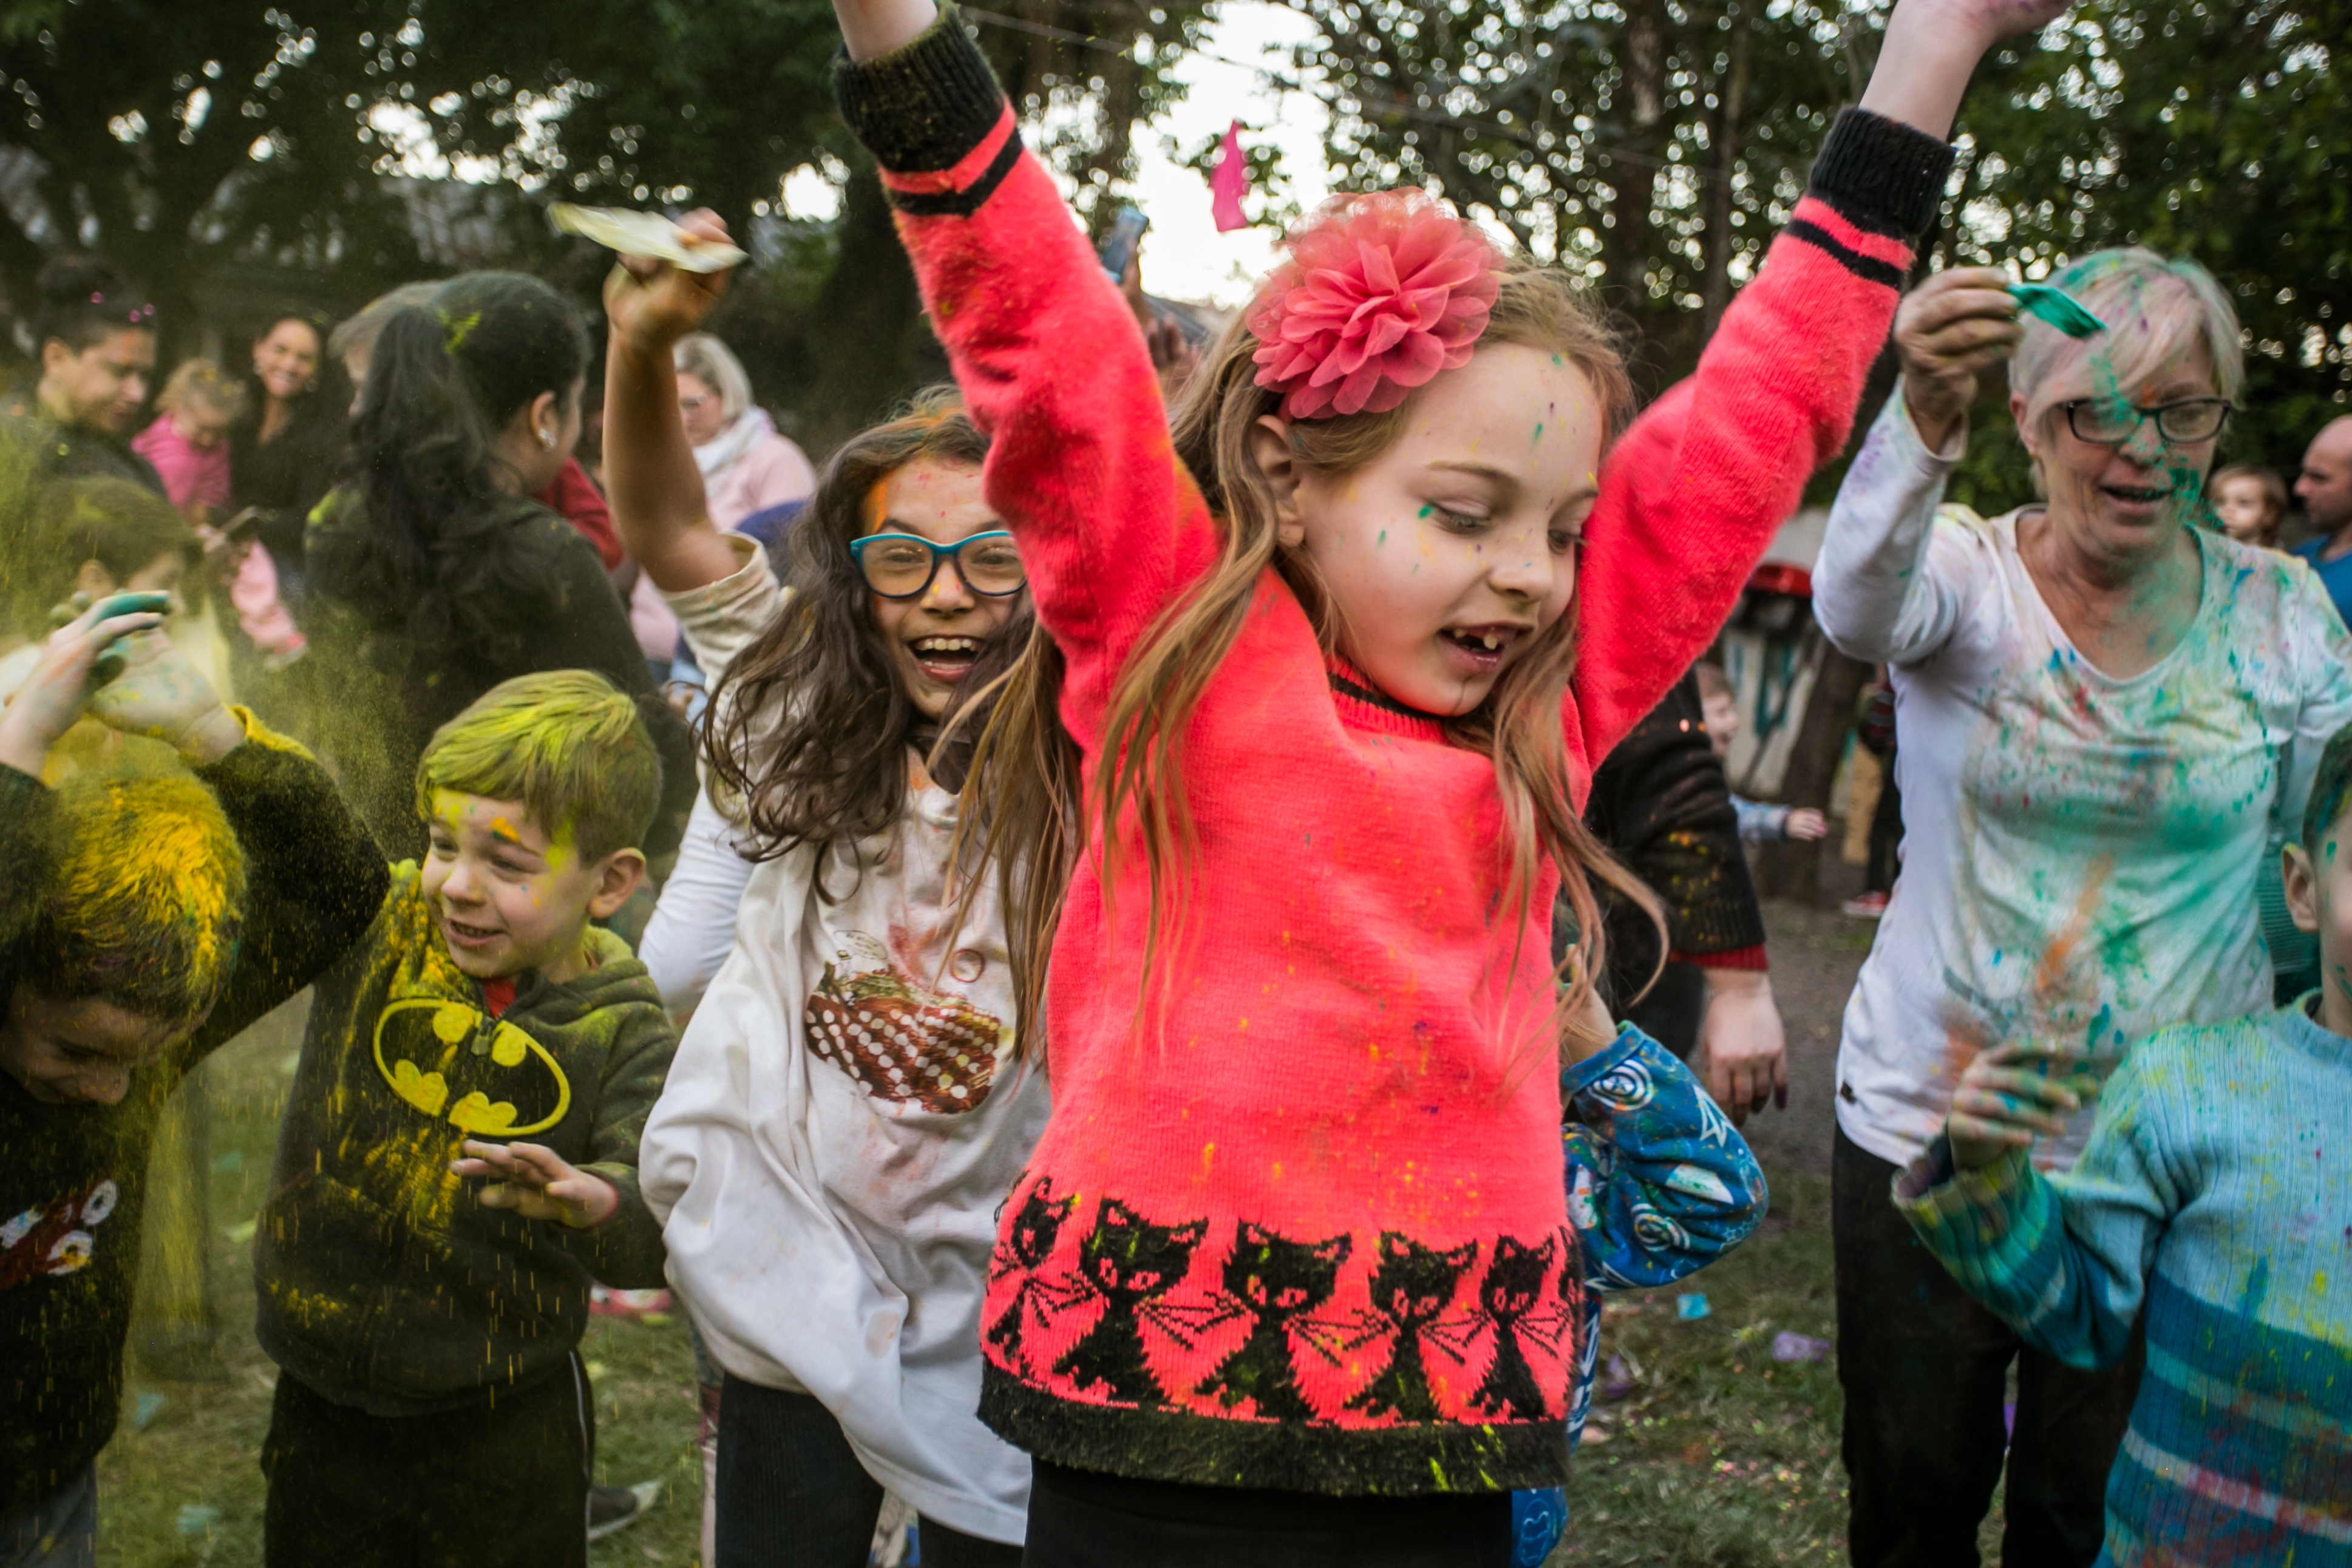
[1096,263,1665,1049]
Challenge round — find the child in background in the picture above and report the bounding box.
[1507,1020,1770,1564]
[1895,719,2352,1568]
[606,212,1069,1560]
[1693,662,1829,843]
[824,0,2059,1555]
[251,670,678,1568]
[0,597,387,1561]
[0,478,197,712]
[2208,462,2288,551]
[131,361,243,521]
[132,361,306,667]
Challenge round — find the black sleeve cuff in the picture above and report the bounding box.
[1673,891,1770,956]
[1806,106,1956,239]
[832,4,1008,174]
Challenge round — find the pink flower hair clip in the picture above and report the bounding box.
[1247,189,1501,421]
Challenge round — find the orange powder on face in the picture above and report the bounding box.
[864,475,895,535]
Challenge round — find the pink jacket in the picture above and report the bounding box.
[132,415,305,660]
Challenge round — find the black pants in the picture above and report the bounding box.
[1023,1461,1512,1568]
[261,1359,591,1568]
[1832,1129,2141,1568]
[714,1376,1021,1568]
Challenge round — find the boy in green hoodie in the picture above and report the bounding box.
[252,669,678,1568]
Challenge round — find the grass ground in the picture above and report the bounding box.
[96,977,1881,1567]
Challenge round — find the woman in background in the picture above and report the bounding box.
[628,332,814,673]
[299,270,693,860]
[229,311,345,599]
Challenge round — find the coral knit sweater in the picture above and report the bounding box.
[835,11,1950,1496]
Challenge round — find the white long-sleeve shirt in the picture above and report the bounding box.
[636,539,1049,1543]
[1815,393,2352,1169]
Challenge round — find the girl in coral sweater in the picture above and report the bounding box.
[829,0,2065,1558]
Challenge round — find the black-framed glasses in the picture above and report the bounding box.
[2058,398,2233,447]
[848,529,1026,600]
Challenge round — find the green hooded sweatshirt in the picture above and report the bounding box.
[254,863,674,1416]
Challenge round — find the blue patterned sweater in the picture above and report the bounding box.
[1512,1023,1770,1566]
[1896,1002,2352,1567]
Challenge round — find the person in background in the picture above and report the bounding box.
[628,333,814,673]
[131,361,243,522]
[8,258,161,490]
[1583,670,1794,1123]
[228,312,345,599]
[298,270,694,863]
[1842,676,1902,920]
[0,597,387,1567]
[2206,462,2286,551]
[1814,251,2352,1567]
[1691,662,1830,844]
[0,479,196,705]
[1894,718,2352,1568]
[134,362,305,668]
[2291,416,2352,624]
[335,283,629,591]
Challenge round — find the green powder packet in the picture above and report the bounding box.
[2011,283,2105,338]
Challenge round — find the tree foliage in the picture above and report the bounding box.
[0,0,1208,451]
[1293,0,2349,483]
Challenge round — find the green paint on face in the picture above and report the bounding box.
[1377,529,1387,546]
[1418,504,1433,519]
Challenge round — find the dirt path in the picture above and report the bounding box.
[1730,901,1875,1177]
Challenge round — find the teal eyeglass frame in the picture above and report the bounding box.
[846,529,1027,600]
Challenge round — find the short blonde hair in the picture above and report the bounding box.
[673,332,753,423]
[155,359,247,423]
[2011,249,2243,444]
[416,670,661,861]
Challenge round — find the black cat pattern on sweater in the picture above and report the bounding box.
[1050,1197,1206,1408]
[1347,1231,1481,1423]
[1195,1221,1352,1421]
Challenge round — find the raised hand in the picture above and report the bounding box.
[1895,267,2024,452]
[1945,1040,2106,1169]
[602,208,736,355]
[1861,0,2073,140]
[452,1138,619,1229]
[84,623,243,764]
[0,594,168,776]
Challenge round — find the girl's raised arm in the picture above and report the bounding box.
[1567,0,2068,771]
[825,5,1217,746]
[602,222,750,593]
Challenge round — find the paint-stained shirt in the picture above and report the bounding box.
[637,541,1051,1546]
[1815,393,2352,1169]
[253,864,673,1417]
[1895,1002,2352,1566]
[1,719,387,1512]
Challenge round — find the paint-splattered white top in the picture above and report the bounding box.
[1816,395,2352,1169]
[636,537,1050,1544]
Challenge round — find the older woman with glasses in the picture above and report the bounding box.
[1811,249,2352,1568]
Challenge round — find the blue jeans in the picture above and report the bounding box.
[1,1467,95,1568]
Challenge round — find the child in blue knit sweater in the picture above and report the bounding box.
[1895,722,2352,1566]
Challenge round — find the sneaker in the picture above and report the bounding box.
[588,1482,659,1541]
[1840,891,1890,919]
